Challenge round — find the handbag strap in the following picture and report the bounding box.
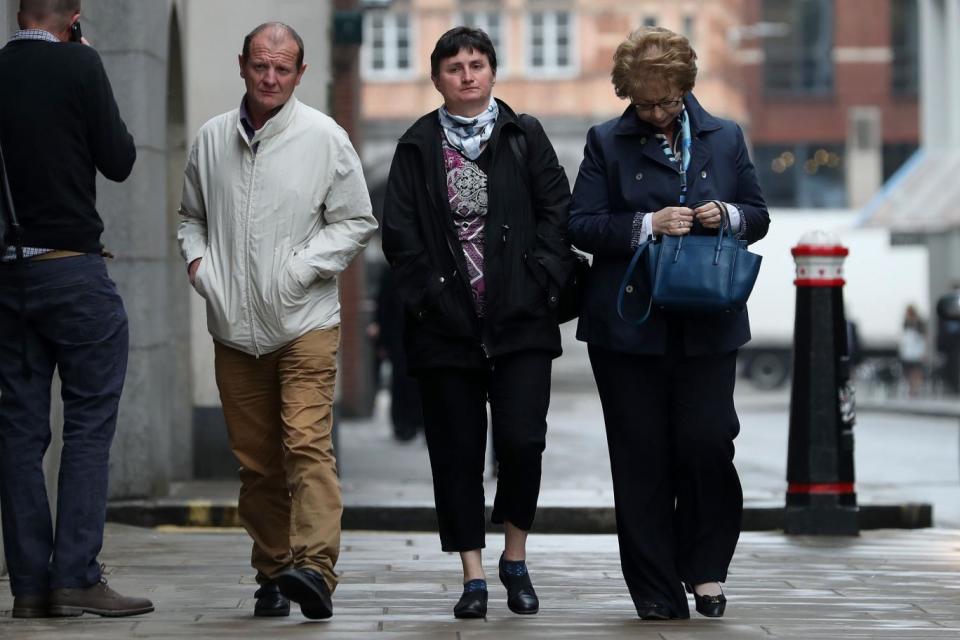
[616,238,656,326]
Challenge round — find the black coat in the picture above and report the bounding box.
[569,94,770,356]
[381,100,572,372]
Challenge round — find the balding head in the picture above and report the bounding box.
[19,0,80,32]
[242,22,305,70]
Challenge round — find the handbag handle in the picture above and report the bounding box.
[672,203,730,266]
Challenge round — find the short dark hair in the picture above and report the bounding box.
[19,0,80,25]
[242,22,305,69]
[430,26,497,77]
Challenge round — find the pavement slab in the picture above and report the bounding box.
[3,525,960,639]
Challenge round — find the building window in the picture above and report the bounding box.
[762,0,834,95]
[527,11,576,76]
[754,143,846,207]
[882,143,919,182]
[891,0,919,96]
[460,10,505,71]
[362,11,413,78]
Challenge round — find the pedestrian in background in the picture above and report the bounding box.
[899,304,926,396]
[568,26,769,619]
[381,27,573,619]
[178,22,377,620]
[370,265,424,441]
[0,0,152,619]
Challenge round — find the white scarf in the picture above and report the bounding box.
[438,96,499,160]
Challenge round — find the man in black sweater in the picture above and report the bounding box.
[0,0,152,619]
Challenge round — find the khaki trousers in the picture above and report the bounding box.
[214,326,342,590]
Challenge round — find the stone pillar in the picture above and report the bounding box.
[81,0,180,498]
[845,107,882,209]
[332,0,374,418]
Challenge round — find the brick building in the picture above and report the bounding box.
[737,0,920,208]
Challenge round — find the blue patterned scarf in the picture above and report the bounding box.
[655,108,692,204]
[438,96,499,160]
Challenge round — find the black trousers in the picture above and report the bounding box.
[418,350,552,552]
[588,344,743,619]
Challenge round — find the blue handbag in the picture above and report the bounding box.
[617,211,762,326]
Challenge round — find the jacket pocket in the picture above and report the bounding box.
[419,268,475,337]
[193,254,210,299]
[278,252,315,307]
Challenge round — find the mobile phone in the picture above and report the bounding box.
[70,21,82,43]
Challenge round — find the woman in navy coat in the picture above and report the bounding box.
[568,27,769,620]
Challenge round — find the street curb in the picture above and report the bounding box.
[107,501,933,532]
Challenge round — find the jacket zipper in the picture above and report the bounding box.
[243,145,261,356]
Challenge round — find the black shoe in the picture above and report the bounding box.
[12,594,49,618]
[253,581,290,617]
[498,555,539,615]
[635,600,672,620]
[276,568,333,620]
[453,588,487,619]
[685,583,726,618]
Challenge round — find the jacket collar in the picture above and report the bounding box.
[612,92,722,138]
[236,95,299,147]
[614,93,722,177]
[398,97,521,152]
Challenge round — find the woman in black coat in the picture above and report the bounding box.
[568,27,769,620]
[380,27,572,619]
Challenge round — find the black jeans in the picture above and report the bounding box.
[0,255,128,596]
[417,350,552,552]
[588,344,743,619]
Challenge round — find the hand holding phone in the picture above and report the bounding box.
[69,21,82,43]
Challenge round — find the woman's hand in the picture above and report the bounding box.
[694,201,725,230]
[652,206,694,236]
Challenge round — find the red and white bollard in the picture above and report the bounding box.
[785,231,858,535]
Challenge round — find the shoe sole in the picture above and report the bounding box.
[254,607,291,618]
[453,609,486,619]
[695,603,726,618]
[276,573,332,620]
[48,604,155,618]
[506,602,539,615]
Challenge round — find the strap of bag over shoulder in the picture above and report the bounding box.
[617,238,655,326]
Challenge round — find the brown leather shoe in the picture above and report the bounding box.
[12,594,49,618]
[49,578,154,618]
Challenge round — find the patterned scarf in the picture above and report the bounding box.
[438,96,499,160]
[654,108,692,204]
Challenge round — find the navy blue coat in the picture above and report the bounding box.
[569,94,769,356]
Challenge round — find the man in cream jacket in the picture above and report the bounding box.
[177,23,377,621]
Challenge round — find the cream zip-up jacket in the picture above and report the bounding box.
[177,96,377,356]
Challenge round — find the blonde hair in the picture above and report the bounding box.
[611,27,698,100]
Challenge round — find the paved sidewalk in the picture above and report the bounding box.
[2,524,960,639]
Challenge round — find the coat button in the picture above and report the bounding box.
[635,172,643,181]
[550,295,558,303]
[640,137,647,144]
[439,276,445,284]
[625,285,634,294]
[701,170,707,179]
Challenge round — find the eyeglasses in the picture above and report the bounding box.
[632,97,684,113]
